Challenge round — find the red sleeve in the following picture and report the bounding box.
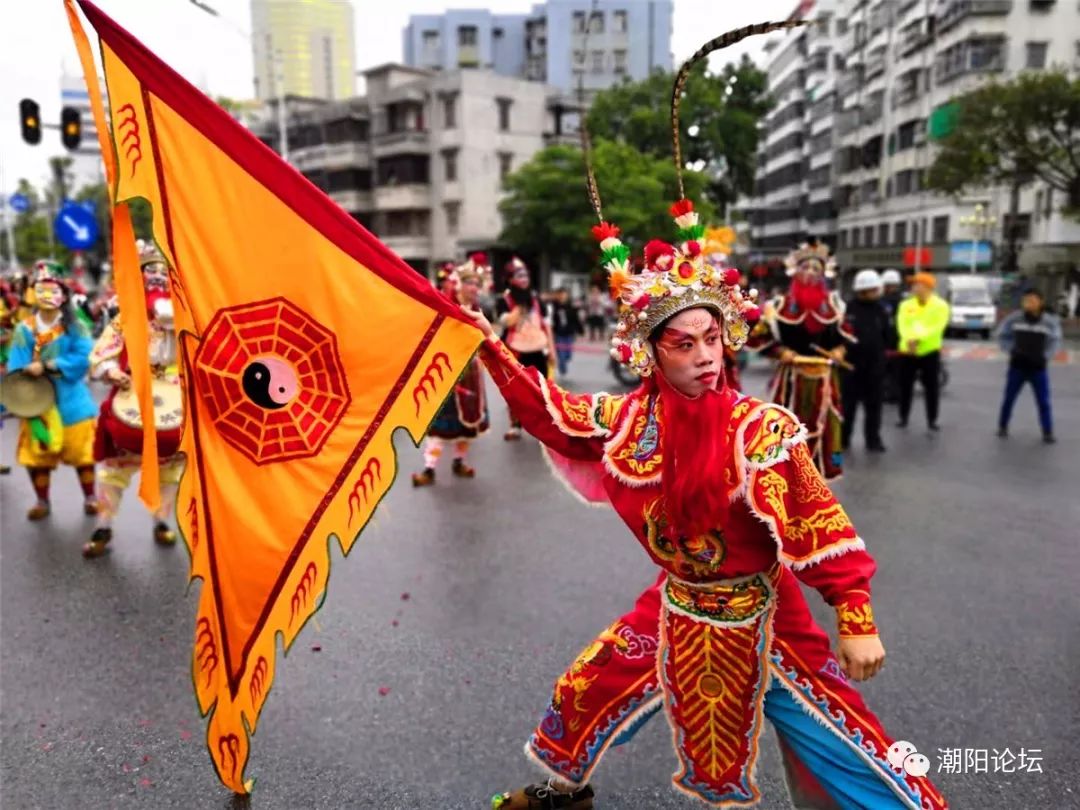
[742,413,879,638]
[478,337,610,462]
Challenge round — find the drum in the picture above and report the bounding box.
[0,370,56,418]
[111,378,183,431]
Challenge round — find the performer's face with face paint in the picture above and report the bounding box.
[510,267,530,289]
[796,260,825,286]
[143,261,169,293]
[33,281,65,311]
[653,307,725,398]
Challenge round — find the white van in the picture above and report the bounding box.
[943,275,996,339]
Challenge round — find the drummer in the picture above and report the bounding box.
[83,247,184,559]
[6,260,99,519]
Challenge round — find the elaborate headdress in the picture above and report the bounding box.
[784,240,836,278]
[435,261,457,286]
[455,252,491,286]
[598,23,801,377]
[32,259,68,285]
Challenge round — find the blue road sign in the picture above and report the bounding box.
[9,193,29,214]
[54,202,99,251]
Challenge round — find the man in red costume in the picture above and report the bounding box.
[750,240,852,480]
[82,248,184,558]
[467,200,947,810]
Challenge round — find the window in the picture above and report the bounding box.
[443,94,457,129]
[863,226,874,246]
[878,223,889,246]
[591,50,604,74]
[589,11,605,34]
[443,149,458,182]
[422,30,439,48]
[613,10,628,32]
[894,221,907,245]
[1026,41,1049,69]
[445,202,460,235]
[838,229,848,249]
[498,152,513,180]
[852,228,861,247]
[1035,189,1043,219]
[836,18,849,36]
[1044,187,1054,217]
[493,27,504,39]
[613,49,628,74]
[458,25,478,47]
[496,97,512,132]
[573,11,586,32]
[573,49,585,66]
[932,215,949,242]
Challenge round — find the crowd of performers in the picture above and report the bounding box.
[0,246,186,558]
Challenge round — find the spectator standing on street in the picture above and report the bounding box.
[842,270,891,452]
[549,287,583,377]
[896,273,949,431]
[995,289,1060,444]
[584,284,609,341]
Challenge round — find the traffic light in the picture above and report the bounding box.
[61,106,82,150]
[19,98,41,145]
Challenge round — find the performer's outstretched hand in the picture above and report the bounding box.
[837,636,885,682]
[463,306,495,338]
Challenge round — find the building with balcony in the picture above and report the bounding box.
[402,1,672,96]
[830,0,1079,282]
[255,65,570,278]
[743,1,845,257]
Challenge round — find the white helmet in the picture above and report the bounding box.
[881,268,902,286]
[853,268,884,292]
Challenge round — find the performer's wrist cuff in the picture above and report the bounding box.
[836,600,878,638]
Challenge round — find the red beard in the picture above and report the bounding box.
[790,277,828,335]
[655,372,736,538]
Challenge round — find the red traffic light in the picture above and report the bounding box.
[20,98,41,145]
[61,106,82,150]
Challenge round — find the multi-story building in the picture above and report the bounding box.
[250,0,356,101]
[60,74,105,190]
[402,1,673,95]
[256,66,577,279]
[831,0,1079,280]
[744,1,844,257]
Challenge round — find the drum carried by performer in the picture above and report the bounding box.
[83,247,185,559]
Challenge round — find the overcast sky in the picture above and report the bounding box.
[1,0,798,192]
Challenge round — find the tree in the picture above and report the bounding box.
[585,56,772,211]
[499,140,715,274]
[926,71,1080,219]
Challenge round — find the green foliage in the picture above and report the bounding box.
[585,56,772,209]
[926,71,1080,218]
[498,140,714,273]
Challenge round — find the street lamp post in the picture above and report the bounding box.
[958,203,996,275]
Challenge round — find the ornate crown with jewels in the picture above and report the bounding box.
[455,252,492,285]
[784,241,836,278]
[599,199,760,377]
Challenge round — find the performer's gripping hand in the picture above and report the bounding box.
[24,361,44,377]
[463,307,495,339]
[779,349,797,364]
[106,367,132,390]
[837,636,886,682]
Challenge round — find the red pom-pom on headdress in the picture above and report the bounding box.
[591,222,621,242]
[469,252,488,266]
[643,240,676,269]
[670,199,694,217]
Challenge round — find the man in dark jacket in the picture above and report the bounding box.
[548,287,583,377]
[842,269,891,452]
[996,289,1061,443]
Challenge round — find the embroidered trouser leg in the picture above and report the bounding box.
[97,456,185,526]
[524,574,665,786]
[422,437,444,469]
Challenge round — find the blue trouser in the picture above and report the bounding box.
[998,366,1052,435]
[555,340,574,376]
[614,680,914,809]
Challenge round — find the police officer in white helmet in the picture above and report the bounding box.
[842,269,891,452]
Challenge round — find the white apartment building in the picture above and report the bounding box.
[744,1,844,257]
[257,66,578,279]
[832,0,1079,280]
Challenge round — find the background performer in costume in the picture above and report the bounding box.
[496,256,555,440]
[83,248,185,558]
[6,260,99,520]
[469,23,947,810]
[749,240,853,480]
[413,253,492,486]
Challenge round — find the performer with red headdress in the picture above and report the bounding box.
[464,23,948,810]
[82,247,184,558]
[412,253,492,486]
[749,239,853,480]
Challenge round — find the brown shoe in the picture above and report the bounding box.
[411,468,435,487]
[27,502,50,521]
[82,527,112,559]
[503,427,522,441]
[452,459,475,478]
[153,521,177,545]
[83,499,100,516]
[491,782,594,810]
